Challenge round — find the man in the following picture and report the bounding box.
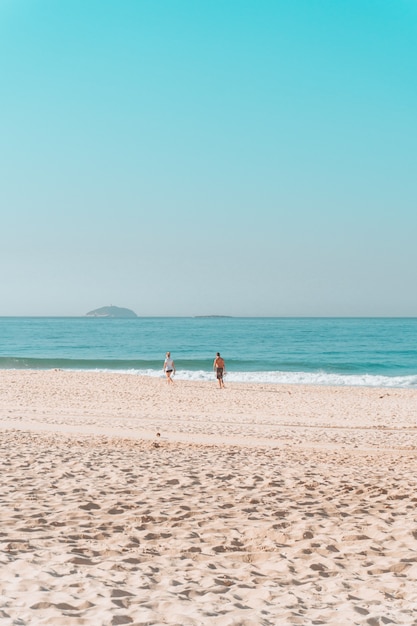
[213,352,226,388]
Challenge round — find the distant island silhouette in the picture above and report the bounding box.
[194,315,233,318]
[86,306,138,318]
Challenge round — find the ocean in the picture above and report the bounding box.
[0,317,416,388]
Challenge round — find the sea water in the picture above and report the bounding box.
[0,317,416,388]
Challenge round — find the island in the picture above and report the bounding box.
[194,315,233,318]
[86,306,138,318]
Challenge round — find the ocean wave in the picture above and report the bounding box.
[102,368,417,388]
[1,357,416,388]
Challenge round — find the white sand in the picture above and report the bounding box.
[1,370,417,625]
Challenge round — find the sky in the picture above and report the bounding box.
[1,0,416,317]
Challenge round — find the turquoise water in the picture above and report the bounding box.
[0,317,416,387]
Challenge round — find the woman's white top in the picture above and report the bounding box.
[164,357,174,370]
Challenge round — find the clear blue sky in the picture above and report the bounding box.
[1,0,416,316]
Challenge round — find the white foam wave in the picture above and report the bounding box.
[108,368,417,388]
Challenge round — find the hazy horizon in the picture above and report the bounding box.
[1,312,417,319]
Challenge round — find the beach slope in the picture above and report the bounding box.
[1,370,417,625]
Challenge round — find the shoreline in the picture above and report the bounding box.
[1,363,416,389]
[1,370,417,624]
[1,369,416,449]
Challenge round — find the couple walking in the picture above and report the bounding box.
[163,351,226,388]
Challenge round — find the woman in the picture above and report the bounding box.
[163,351,176,384]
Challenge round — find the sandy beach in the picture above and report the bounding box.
[1,370,417,625]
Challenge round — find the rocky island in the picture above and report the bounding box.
[86,306,138,318]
